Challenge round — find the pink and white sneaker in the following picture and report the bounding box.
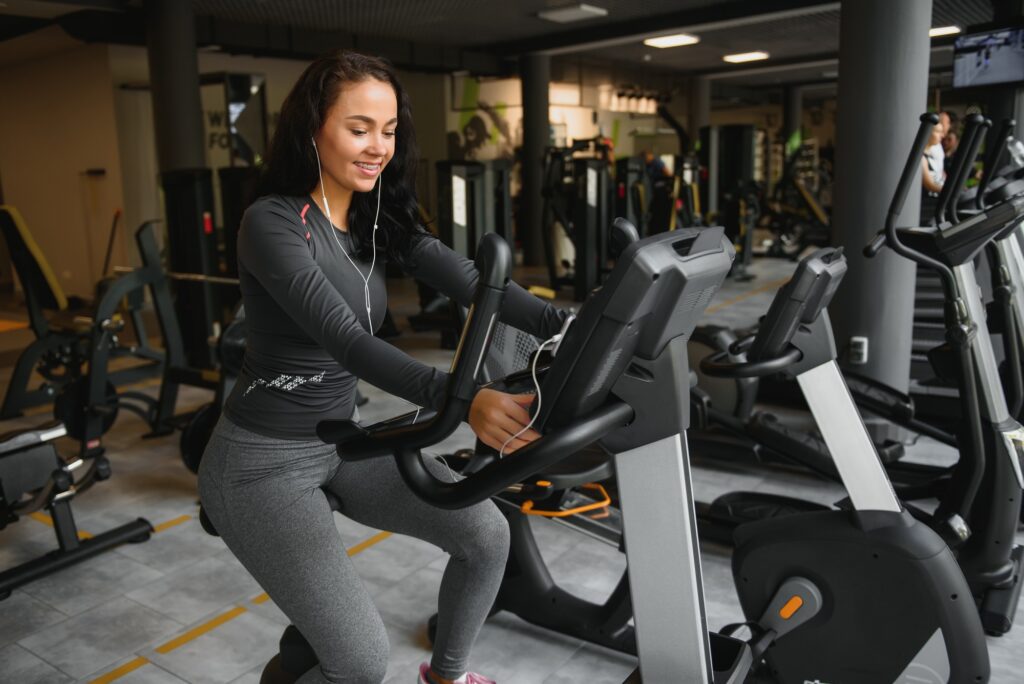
[417,662,496,684]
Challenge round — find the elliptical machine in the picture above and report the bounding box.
[861,113,1024,635]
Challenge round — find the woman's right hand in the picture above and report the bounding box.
[468,388,540,454]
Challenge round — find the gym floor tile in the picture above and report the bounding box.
[544,537,626,606]
[124,556,264,625]
[224,666,262,684]
[20,549,166,617]
[17,597,180,679]
[77,658,189,684]
[0,591,68,649]
[0,642,73,683]
[349,533,448,595]
[142,610,284,684]
[452,612,585,683]
[372,565,445,632]
[380,622,437,683]
[113,515,225,575]
[538,642,636,684]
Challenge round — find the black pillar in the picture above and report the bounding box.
[688,77,710,149]
[782,86,803,148]
[830,0,932,391]
[145,0,219,368]
[521,53,549,267]
[145,0,204,172]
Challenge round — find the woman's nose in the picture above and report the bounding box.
[366,133,388,156]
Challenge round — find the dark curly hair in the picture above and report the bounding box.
[257,49,431,264]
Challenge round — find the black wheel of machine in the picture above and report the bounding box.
[54,378,118,441]
[180,403,219,474]
[259,654,295,684]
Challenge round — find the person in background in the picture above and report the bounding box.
[921,115,947,221]
[940,110,960,175]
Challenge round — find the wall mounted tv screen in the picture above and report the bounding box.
[954,28,1024,88]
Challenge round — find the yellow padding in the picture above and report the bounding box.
[89,657,150,684]
[155,606,248,654]
[1,205,68,311]
[527,286,556,300]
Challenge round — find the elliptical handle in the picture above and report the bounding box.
[936,113,982,224]
[889,113,939,231]
[949,116,989,223]
[882,113,958,296]
[976,118,1015,210]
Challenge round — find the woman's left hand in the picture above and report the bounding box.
[468,389,540,454]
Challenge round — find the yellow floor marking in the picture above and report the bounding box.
[88,656,150,684]
[82,527,394,681]
[155,605,248,654]
[153,514,191,533]
[704,276,790,315]
[29,511,92,539]
[246,531,393,610]
[347,530,392,556]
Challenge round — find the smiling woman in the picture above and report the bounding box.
[196,49,568,684]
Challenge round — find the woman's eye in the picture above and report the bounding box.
[351,129,367,136]
[384,130,397,138]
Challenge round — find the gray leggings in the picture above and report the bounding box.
[197,415,510,684]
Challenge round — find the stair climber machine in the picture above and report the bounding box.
[860,113,1024,636]
[227,227,991,683]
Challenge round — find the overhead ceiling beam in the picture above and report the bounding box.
[490,0,838,56]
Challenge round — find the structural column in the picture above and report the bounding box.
[520,53,550,267]
[146,0,204,172]
[830,0,932,391]
[145,0,218,368]
[688,76,710,147]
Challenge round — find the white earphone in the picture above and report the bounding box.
[312,137,382,332]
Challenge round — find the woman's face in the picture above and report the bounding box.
[314,78,397,195]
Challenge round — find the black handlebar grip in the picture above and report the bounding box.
[320,233,511,460]
[937,113,983,222]
[448,234,511,403]
[864,231,887,258]
[888,113,940,229]
[948,115,988,222]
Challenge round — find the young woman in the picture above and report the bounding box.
[198,50,567,684]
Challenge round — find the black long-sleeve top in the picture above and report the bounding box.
[223,194,566,440]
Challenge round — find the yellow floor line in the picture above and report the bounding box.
[152,514,191,533]
[347,530,392,556]
[155,605,248,654]
[81,522,394,681]
[246,531,393,610]
[29,511,92,539]
[89,656,150,684]
[705,276,790,315]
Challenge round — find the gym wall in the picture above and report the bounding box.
[0,28,128,299]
